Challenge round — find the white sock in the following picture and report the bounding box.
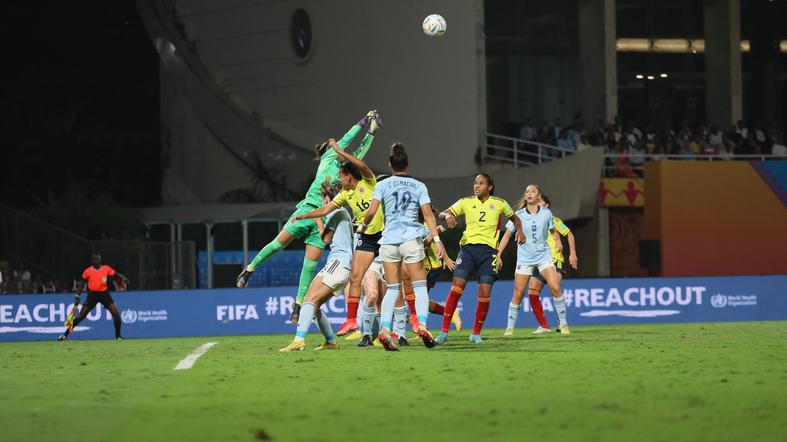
[507,303,520,330]
[393,306,407,337]
[412,279,429,326]
[294,302,316,342]
[314,311,336,343]
[361,302,375,337]
[380,283,400,332]
[553,296,567,325]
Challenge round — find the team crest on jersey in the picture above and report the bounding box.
[358,187,365,194]
[489,204,495,210]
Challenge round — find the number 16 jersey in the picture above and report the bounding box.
[371,174,431,245]
[332,175,385,235]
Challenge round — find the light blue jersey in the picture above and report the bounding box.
[371,174,431,245]
[506,206,554,266]
[324,208,354,269]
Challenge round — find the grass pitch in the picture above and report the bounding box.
[2,322,786,442]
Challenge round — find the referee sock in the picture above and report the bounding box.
[113,314,122,339]
[248,239,285,271]
[412,280,429,326]
[441,285,464,332]
[294,302,316,342]
[553,295,568,326]
[380,283,400,332]
[507,303,520,330]
[473,297,491,335]
[295,257,319,304]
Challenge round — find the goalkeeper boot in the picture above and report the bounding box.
[434,331,449,345]
[468,333,483,344]
[236,268,253,288]
[451,309,463,331]
[336,319,359,336]
[289,303,301,323]
[279,340,305,352]
[314,341,340,351]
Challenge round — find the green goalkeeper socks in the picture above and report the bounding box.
[247,239,285,271]
[295,257,319,304]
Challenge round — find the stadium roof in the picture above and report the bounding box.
[137,203,296,225]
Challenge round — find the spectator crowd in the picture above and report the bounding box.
[517,116,787,177]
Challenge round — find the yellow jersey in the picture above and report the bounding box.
[547,215,571,264]
[449,196,514,249]
[422,223,442,271]
[332,175,384,235]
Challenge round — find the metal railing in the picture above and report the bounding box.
[0,204,196,292]
[602,153,786,176]
[483,133,574,168]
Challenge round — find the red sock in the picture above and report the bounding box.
[529,287,549,328]
[405,292,416,315]
[473,297,490,335]
[429,300,445,315]
[441,285,463,332]
[346,297,359,322]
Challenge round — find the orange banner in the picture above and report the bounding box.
[599,178,644,207]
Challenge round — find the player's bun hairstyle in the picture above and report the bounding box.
[320,178,342,200]
[478,173,495,196]
[516,184,542,209]
[314,141,330,160]
[388,143,409,172]
[541,194,551,207]
[339,161,362,181]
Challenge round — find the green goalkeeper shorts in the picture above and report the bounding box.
[285,205,326,249]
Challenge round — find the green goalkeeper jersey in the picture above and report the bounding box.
[296,124,374,209]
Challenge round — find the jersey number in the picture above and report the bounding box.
[391,191,414,213]
[355,200,370,212]
[478,211,487,222]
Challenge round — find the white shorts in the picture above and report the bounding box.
[515,261,555,276]
[367,260,385,281]
[379,238,425,264]
[317,259,351,291]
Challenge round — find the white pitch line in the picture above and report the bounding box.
[174,342,217,370]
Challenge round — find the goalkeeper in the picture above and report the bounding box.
[236,111,382,323]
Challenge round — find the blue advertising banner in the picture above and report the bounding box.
[1,275,785,342]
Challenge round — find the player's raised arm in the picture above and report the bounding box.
[294,202,338,222]
[333,141,375,180]
[351,111,382,160]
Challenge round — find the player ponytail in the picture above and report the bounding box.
[515,184,541,209]
[314,141,330,160]
[389,143,409,172]
[541,194,551,208]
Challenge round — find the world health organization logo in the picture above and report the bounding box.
[121,309,138,324]
[710,294,727,308]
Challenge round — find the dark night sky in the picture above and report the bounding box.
[0,0,161,209]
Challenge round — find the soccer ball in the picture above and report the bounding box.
[422,14,446,37]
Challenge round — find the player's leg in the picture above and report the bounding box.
[506,272,531,336]
[105,300,123,339]
[337,249,375,336]
[427,268,461,331]
[541,265,569,334]
[437,247,470,344]
[280,275,335,352]
[470,246,499,343]
[379,257,402,351]
[392,289,409,346]
[401,240,435,348]
[290,223,329,322]
[238,226,296,287]
[358,267,380,346]
[528,276,551,333]
[59,295,98,340]
[400,264,419,333]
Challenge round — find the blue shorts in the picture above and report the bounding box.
[453,244,498,285]
[532,260,566,284]
[426,269,441,290]
[355,232,382,255]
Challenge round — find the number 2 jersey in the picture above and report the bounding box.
[505,206,554,266]
[331,175,384,235]
[371,174,431,245]
[449,196,514,249]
